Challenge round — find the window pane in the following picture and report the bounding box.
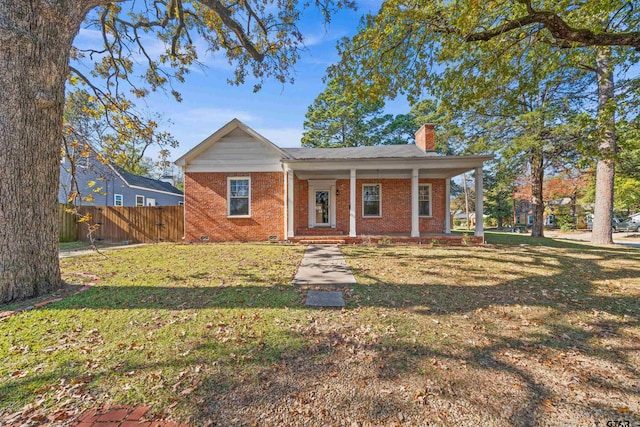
[230,179,249,197]
[229,198,249,216]
[364,201,380,216]
[419,201,430,216]
[363,185,380,201]
[419,186,430,201]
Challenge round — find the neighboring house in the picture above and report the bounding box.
[175,119,492,242]
[59,148,184,207]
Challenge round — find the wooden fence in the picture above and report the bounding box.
[74,205,184,243]
[58,204,78,242]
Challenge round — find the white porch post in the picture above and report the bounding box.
[411,168,419,237]
[349,168,356,237]
[474,167,484,238]
[445,177,451,233]
[287,169,295,238]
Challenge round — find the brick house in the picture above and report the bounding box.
[175,119,492,243]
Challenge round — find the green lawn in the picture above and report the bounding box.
[2,237,639,426]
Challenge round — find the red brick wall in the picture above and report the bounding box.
[185,172,284,242]
[294,175,308,232]
[420,179,446,233]
[299,177,447,235]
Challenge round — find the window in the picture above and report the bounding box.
[527,215,533,225]
[516,216,521,224]
[362,184,381,217]
[114,194,123,207]
[228,177,250,216]
[136,195,145,207]
[146,198,156,207]
[418,184,431,217]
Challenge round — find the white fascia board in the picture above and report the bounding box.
[283,155,493,172]
[126,184,184,197]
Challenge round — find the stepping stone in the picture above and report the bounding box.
[305,290,345,307]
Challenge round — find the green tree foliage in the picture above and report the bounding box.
[329,0,639,242]
[302,77,392,147]
[0,0,353,303]
[63,89,177,178]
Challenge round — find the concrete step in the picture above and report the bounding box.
[297,239,346,245]
[296,228,346,236]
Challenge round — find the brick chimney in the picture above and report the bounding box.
[415,123,436,152]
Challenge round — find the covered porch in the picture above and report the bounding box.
[282,155,491,243]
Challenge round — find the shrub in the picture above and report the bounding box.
[556,215,575,232]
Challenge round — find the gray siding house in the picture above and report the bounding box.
[59,150,183,207]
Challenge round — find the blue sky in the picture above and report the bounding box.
[73,1,410,162]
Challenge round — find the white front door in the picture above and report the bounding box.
[308,180,336,228]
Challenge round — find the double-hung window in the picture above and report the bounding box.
[418,184,431,217]
[228,177,250,217]
[114,194,123,207]
[135,195,145,207]
[362,184,381,217]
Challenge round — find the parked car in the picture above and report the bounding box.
[613,217,640,232]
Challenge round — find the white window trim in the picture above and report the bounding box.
[114,194,123,207]
[362,183,382,218]
[136,195,145,207]
[227,176,251,218]
[418,183,432,218]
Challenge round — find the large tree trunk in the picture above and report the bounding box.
[530,146,545,238]
[0,2,85,302]
[591,47,616,245]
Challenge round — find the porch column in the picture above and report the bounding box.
[474,167,484,238]
[411,168,419,237]
[287,169,295,238]
[349,168,356,237]
[445,177,451,233]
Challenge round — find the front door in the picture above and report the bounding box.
[314,190,330,226]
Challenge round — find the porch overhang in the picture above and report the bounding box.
[282,154,493,242]
[281,155,493,178]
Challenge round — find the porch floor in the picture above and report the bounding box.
[289,233,483,245]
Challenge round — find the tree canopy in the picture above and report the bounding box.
[0,0,353,303]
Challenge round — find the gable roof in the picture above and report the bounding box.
[111,164,183,195]
[62,144,183,196]
[174,118,287,166]
[282,145,435,160]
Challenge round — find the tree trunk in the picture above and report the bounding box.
[0,2,85,302]
[569,192,577,227]
[530,146,545,238]
[591,47,616,245]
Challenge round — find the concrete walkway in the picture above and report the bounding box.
[293,245,356,286]
[293,245,356,307]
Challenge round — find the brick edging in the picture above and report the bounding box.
[0,273,101,321]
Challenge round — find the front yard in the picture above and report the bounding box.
[1,235,639,426]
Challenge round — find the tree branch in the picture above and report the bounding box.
[465,3,640,48]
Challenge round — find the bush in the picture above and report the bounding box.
[556,215,575,232]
